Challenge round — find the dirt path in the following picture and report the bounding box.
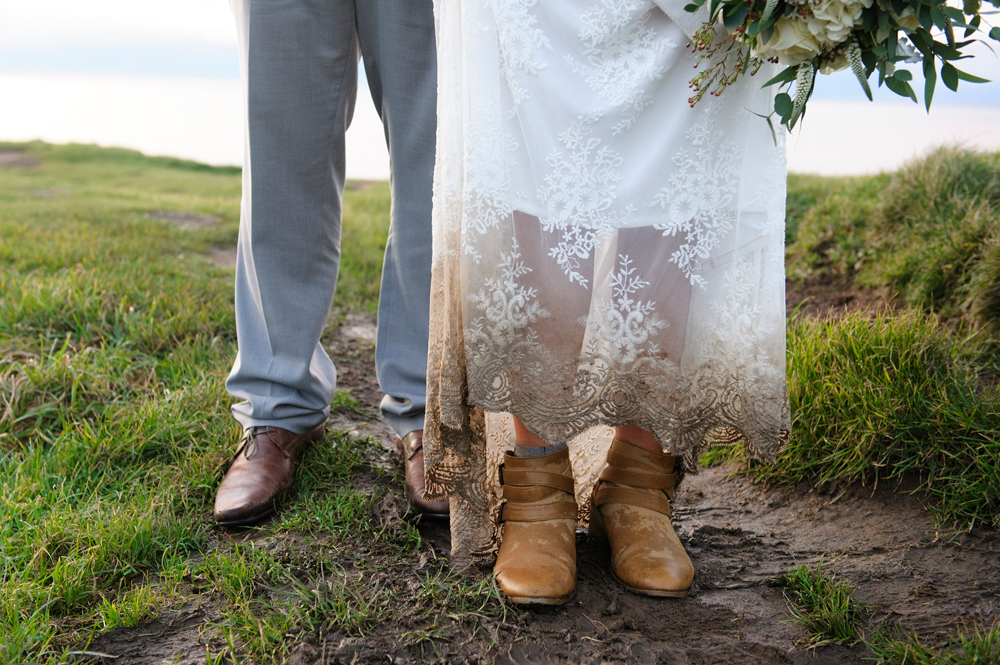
[86,312,999,664]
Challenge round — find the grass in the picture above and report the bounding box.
[703,310,1000,530]
[868,622,1000,665]
[786,147,1000,340]
[0,142,509,663]
[778,562,866,646]
[780,563,1000,664]
[1,140,998,662]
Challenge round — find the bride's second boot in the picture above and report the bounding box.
[589,437,693,597]
[494,447,578,605]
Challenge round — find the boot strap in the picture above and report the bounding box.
[499,501,579,523]
[593,485,672,517]
[608,447,674,475]
[498,465,575,494]
[503,484,566,502]
[598,466,676,494]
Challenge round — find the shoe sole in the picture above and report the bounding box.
[611,569,689,598]
[505,591,575,606]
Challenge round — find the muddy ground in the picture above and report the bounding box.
[86,297,999,665]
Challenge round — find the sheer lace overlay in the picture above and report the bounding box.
[426,0,789,558]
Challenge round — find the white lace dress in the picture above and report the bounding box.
[424,0,789,558]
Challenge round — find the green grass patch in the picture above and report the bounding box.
[779,562,866,646]
[786,147,1000,340]
[868,622,1000,665]
[707,311,1000,530]
[0,143,398,662]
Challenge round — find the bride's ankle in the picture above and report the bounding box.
[613,425,662,453]
[513,442,567,458]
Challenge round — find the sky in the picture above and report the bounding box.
[0,0,238,78]
[1,0,998,175]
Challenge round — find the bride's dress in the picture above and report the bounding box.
[424,0,789,557]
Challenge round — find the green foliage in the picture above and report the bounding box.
[779,563,867,646]
[788,148,1000,340]
[684,0,1000,129]
[868,621,1000,665]
[779,312,999,529]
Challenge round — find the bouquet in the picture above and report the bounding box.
[685,0,1000,130]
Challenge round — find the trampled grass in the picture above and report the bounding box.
[1,141,997,663]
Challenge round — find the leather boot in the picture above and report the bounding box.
[589,437,693,597]
[214,425,325,526]
[494,447,578,605]
[395,430,449,517]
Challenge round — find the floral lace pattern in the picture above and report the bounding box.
[427,0,789,559]
[537,113,635,285]
[493,0,552,107]
[585,254,669,364]
[651,104,743,288]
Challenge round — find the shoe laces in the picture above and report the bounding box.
[239,426,289,460]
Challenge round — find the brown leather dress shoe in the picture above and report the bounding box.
[214,424,325,526]
[395,430,449,517]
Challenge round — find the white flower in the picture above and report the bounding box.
[807,0,871,46]
[875,0,921,41]
[754,16,824,65]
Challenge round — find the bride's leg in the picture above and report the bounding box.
[493,414,578,605]
[613,424,660,452]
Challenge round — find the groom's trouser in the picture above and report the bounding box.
[225,0,436,438]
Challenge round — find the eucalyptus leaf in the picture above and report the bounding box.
[885,72,919,101]
[762,66,798,88]
[955,67,990,83]
[918,4,933,30]
[942,61,959,89]
[991,27,1000,41]
[923,56,937,111]
[774,92,793,117]
[723,2,749,29]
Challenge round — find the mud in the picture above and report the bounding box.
[0,149,40,169]
[785,279,901,321]
[84,314,999,665]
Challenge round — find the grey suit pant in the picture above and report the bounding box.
[225,0,436,438]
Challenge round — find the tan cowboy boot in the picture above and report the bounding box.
[589,437,693,597]
[494,448,578,605]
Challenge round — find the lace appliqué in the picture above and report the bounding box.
[569,0,675,134]
[651,104,742,288]
[492,0,552,106]
[466,243,551,396]
[537,114,636,286]
[462,107,521,262]
[585,254,668,364]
